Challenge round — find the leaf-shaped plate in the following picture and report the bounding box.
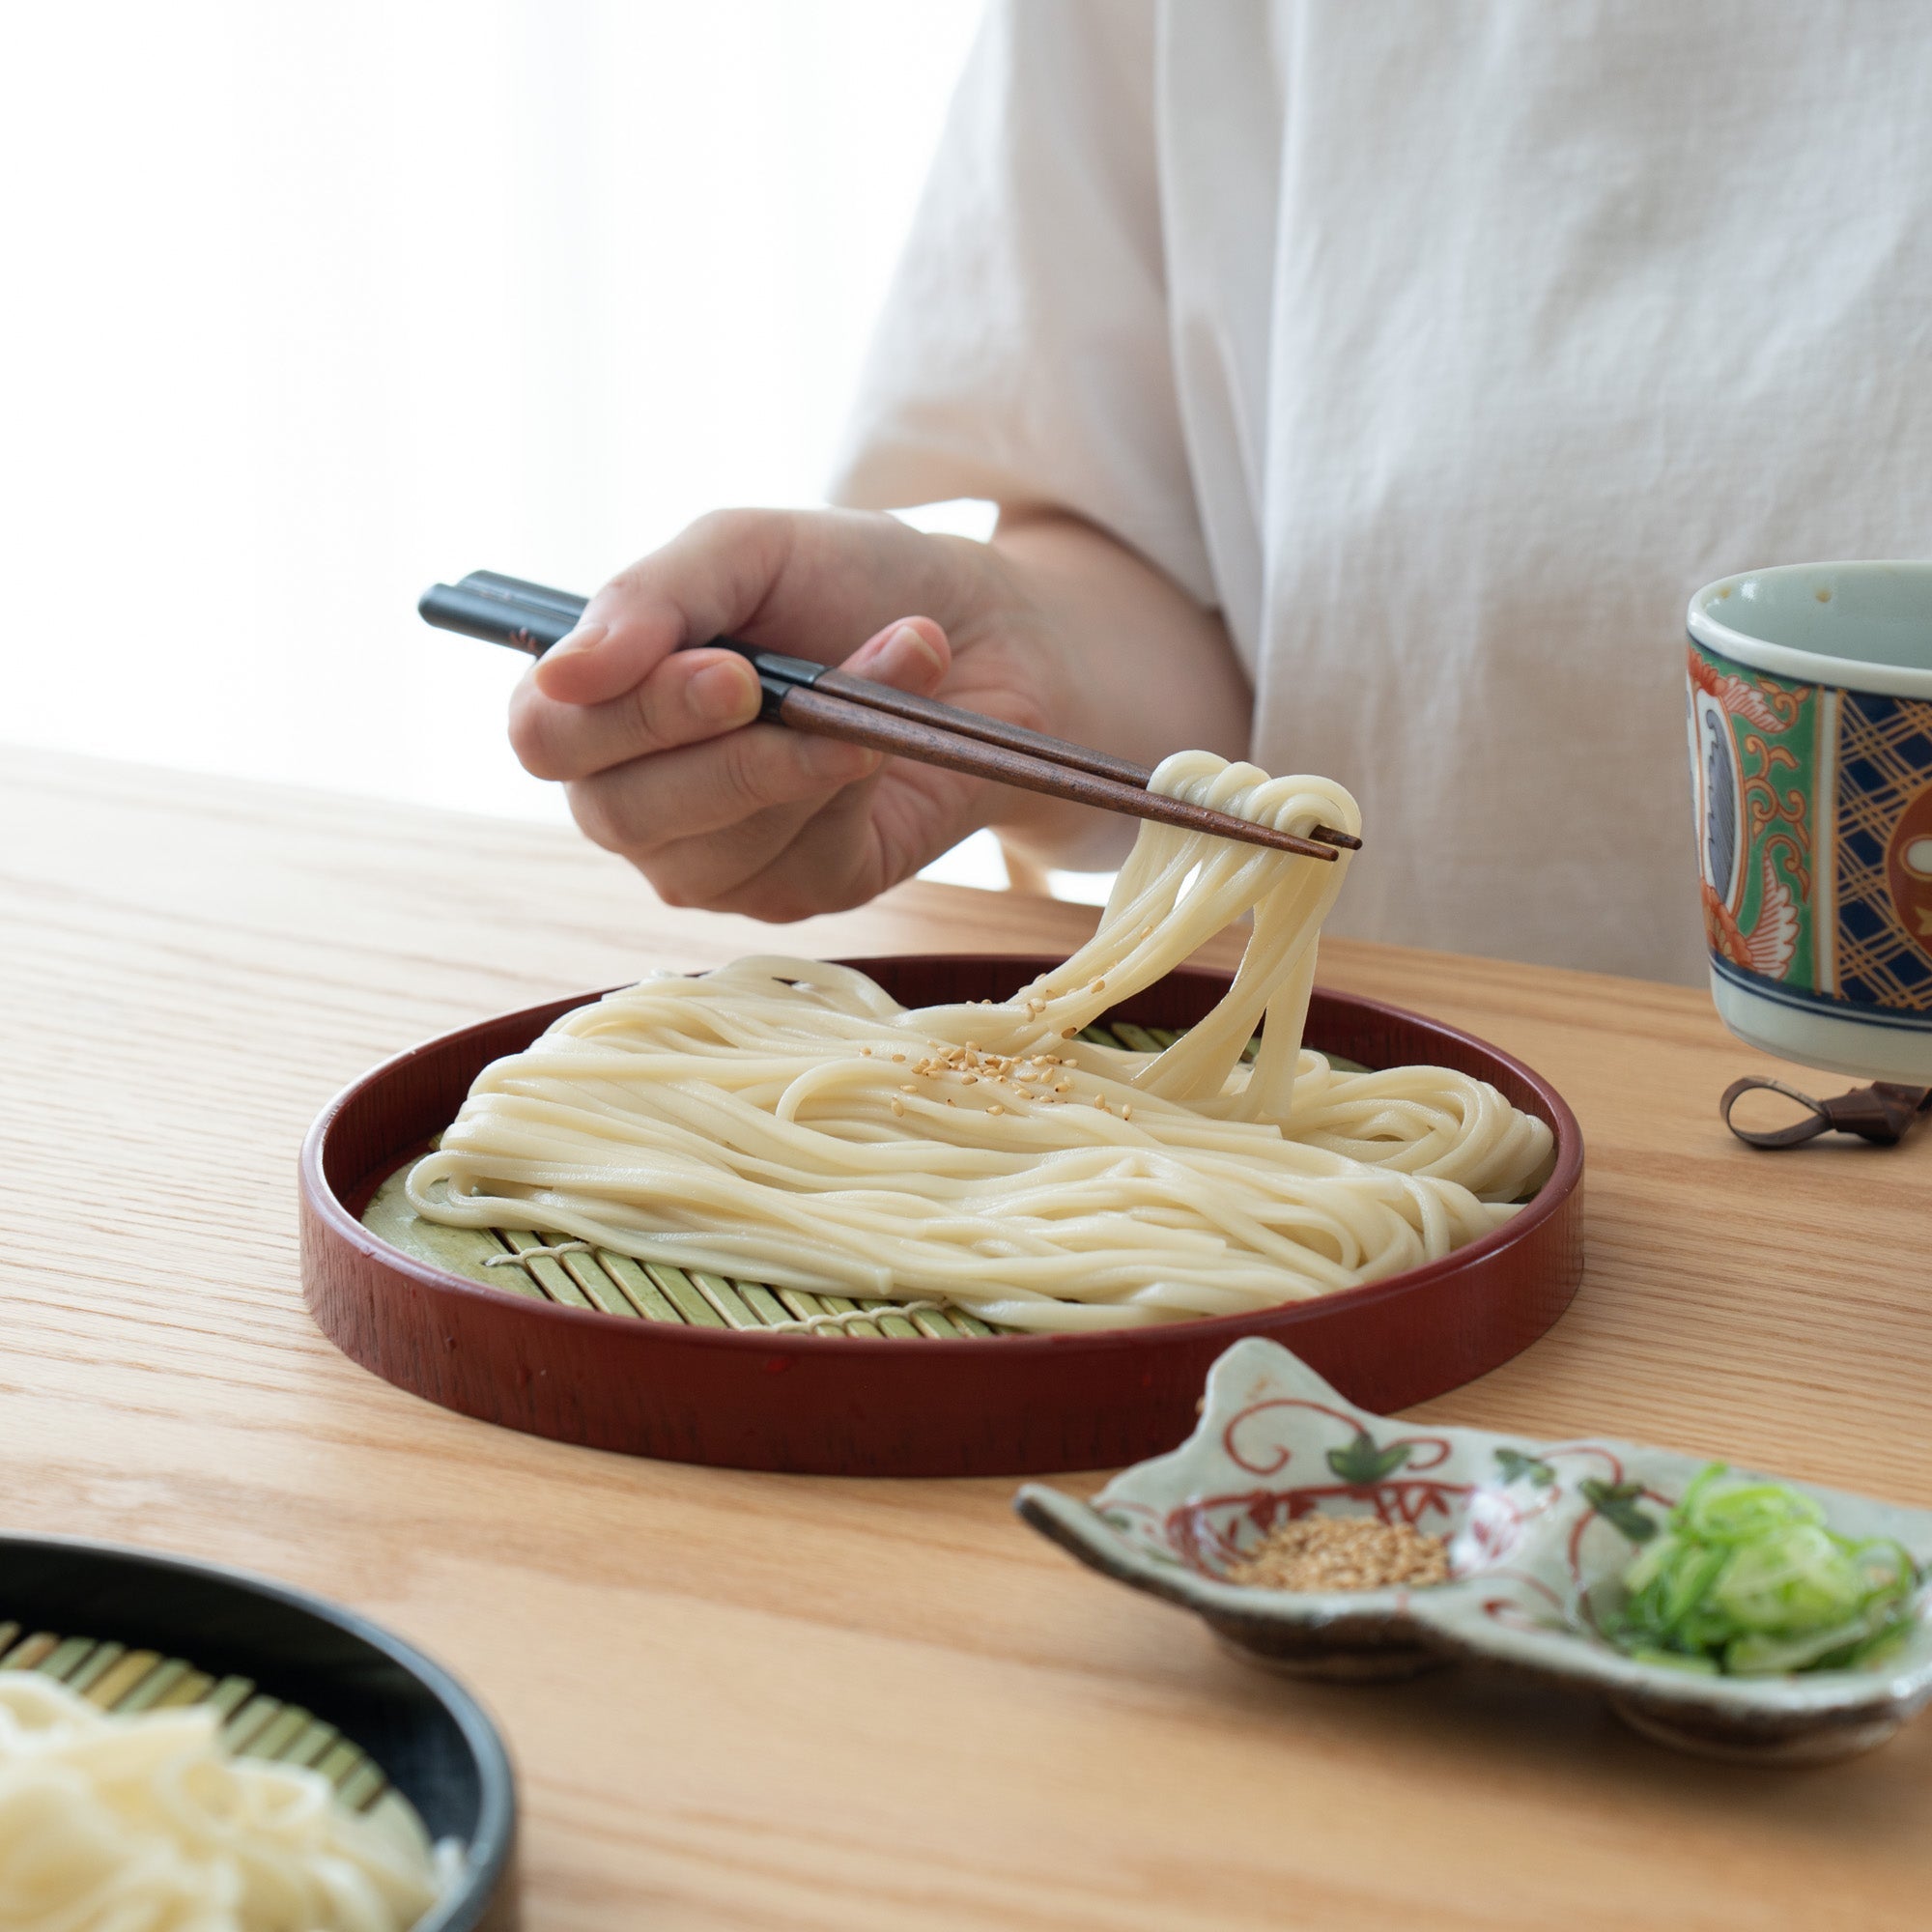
[1015,1339,1932,1763]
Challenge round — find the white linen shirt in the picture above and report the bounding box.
[830,0,1932,982]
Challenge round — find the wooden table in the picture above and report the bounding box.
[6,745,1931,1930]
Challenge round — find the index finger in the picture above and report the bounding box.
[533,510,792,707]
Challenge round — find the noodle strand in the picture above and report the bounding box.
[412,754,1552,1332]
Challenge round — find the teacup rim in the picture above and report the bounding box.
[1689,560,1932,701]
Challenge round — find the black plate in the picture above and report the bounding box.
[0,1534,517,1931]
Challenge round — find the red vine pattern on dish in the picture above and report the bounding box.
[1166,1480,1473,1574]
[1118,1392,1682,1636]
[1150,1410,1674,1605]
[1220,1396,1453,1478]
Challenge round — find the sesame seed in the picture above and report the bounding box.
[1222,1518,1450,1594]
[891,1100,905,1118]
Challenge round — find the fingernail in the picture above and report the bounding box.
[867,623,942,681]
[545,621,607,660]
[689,659,756,725]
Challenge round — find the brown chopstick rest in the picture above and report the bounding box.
[1720,1076,1932,1149]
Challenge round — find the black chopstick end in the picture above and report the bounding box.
[418,577,578,655]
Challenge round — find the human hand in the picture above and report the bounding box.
[505,508,1065,920]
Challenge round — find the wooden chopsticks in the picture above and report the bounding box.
[419,571,1360,863]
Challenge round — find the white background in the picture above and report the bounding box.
[4,1,1037,888]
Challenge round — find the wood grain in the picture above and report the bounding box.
[5,744,1932,1930]
[773,684,1342,861]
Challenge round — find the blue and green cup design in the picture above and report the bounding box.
[1688,563,1932,1082]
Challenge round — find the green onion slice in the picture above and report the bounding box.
[1607,1463,1920,1678]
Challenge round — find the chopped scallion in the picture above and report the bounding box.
[1608,1463,1919,1677]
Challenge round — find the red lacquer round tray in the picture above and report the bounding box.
[299,955,1583,1476]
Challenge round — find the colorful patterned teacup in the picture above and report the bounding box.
[1688,562,1932,1081]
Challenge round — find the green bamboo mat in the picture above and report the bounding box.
[0,1621,417,1832]
[366,1022,1344,1340]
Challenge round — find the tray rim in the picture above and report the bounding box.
[302,957,1584,1361]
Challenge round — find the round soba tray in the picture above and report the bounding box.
[300,955,1583,1477]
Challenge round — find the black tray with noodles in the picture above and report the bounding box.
[0,1534,518,1931]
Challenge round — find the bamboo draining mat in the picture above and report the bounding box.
[361,1021,1280,1340]
[0,1620,417,1833]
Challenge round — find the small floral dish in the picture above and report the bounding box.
[1014,1339,1932,1763]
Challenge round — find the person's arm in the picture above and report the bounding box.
[505,501,1251,920]
[983,505,1251,873]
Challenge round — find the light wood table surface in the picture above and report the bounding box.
[6,745,1931,1930]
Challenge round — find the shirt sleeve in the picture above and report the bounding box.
[826,0,1215,606]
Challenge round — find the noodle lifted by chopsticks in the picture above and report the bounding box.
[411,753,1551,1331]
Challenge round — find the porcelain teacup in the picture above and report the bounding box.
[1688,561,1932,1081]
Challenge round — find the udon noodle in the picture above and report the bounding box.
[0,1674,453,1931]
[412,753,1552,1331]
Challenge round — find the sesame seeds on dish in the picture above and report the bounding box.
[1222,1518,1451,1594]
